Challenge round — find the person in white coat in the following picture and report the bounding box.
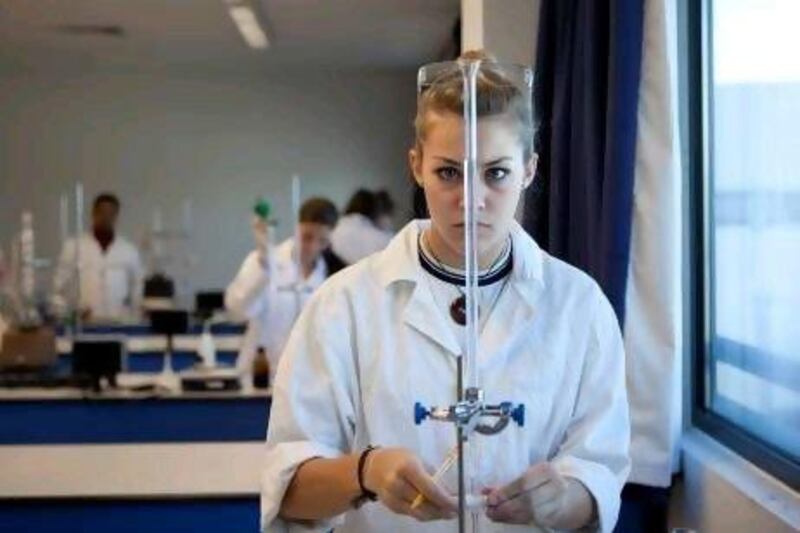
[52,193,144,322]
[262,51,630,532]
[330,189,395,265]
[225,198,340,382]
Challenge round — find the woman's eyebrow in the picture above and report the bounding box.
[432,156,512,165]
[485,157,512,165]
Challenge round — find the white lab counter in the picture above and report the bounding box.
[0,442,264,498]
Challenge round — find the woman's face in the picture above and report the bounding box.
[297,222,332,270]
[410,111,536,264]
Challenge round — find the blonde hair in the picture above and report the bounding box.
[414,50,535,161]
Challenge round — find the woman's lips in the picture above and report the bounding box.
[454,222,493,229]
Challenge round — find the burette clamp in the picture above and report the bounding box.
[414,387,525,436]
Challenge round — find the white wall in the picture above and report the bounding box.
[462,0,539,65]
[483,0,539,66]
[0,70,417,294]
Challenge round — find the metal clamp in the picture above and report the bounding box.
[414,387,525,436]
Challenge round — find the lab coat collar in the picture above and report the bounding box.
[80,232,128,255]
[374,220,545,357]
[375,219,545,288]
[279,238,327,285]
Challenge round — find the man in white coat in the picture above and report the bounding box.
[52,193,144,322]
[225,197,341,383]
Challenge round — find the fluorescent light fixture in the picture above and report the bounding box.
[227,3,269,50]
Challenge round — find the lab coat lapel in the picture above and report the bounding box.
[477,281,538,366]
[402,281,462,357]
[378,220,547,359]
[477,222,544,364]
[375,221,462,357]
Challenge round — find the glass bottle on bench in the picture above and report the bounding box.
[253,346,269,389]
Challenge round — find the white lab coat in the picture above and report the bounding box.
[262,220,630,533]
[330,213,393,265]
[52,233,144,321]
[225,238,328,378]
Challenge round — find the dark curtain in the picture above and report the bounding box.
[523,0,644,327]
[524,3,671,532]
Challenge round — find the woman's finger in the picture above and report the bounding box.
[401,461,457,513]
[485,462,554,506]
[486,495,531,524]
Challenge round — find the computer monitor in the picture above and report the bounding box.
[195,291,225,320]
[148,310,189,376]
[72,338,124,391]
[144,274,175,299]
[149,310,189,336]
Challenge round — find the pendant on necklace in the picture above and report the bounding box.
[450,295,467,326]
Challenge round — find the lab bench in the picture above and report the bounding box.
[0,322,268,532]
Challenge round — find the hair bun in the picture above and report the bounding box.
[459,49,498,63]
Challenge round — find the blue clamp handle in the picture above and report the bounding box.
[511,404,525,427]
[500,402,525,427]
[414,402,429,425]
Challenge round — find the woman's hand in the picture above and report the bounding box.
[484,462,595,529]
[363,447,458,522]
[251,216,270,266]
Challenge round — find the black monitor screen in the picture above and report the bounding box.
[195,291,225,316]
[149,310,190,335]
[72,340,123,387]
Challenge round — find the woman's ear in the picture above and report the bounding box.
[522,153,538,189]
[409,148,424,187]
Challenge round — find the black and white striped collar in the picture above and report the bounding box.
[417,234,513,287]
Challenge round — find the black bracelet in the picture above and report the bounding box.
[357,445,379,503]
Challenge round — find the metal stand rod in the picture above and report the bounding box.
[459,59,480,533]
[164,334,174,374]
[412,59,527,533]
[291,175,302,319]
[457,426,466,533]
[74,182,84,334]
[456,356,466,533]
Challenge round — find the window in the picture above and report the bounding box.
[689,0,800,489]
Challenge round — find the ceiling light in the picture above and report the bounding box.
[226,3,269,50]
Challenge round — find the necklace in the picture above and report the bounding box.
[422,231,511,326]
[449,277,509,328]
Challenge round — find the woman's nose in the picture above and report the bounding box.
[458,179,488,211]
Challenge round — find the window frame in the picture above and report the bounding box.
[687,0,800,490]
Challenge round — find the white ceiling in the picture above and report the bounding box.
[0,0,461,74]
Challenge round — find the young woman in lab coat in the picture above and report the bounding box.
[262,53,630,532]
[225,198,340,382]
[330,189,395,265]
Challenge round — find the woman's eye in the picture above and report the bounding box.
[435,166,462,181]
[485,167,510,182]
